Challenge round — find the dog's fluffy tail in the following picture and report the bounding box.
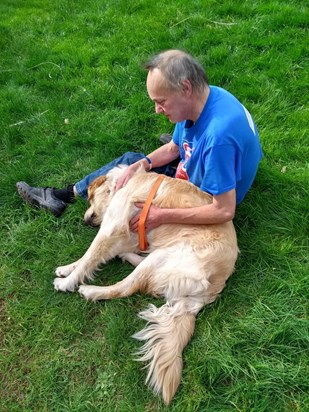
[132,301,196,404]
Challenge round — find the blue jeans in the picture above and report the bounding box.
[75,152,177,199]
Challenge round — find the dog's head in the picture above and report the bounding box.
[84,175,115,227]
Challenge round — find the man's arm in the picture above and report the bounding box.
[116,141,180,191]
[146,140,180,168]
[130,189,236,232]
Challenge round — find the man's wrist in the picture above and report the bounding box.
[140,157,152,171]
[144,156,152,171]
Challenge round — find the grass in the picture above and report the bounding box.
[0,0,308,410]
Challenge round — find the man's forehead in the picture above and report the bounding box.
[146,69,171,99]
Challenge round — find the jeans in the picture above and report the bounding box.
[75,152,177,199]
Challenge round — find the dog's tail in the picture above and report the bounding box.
[132,300,197,404]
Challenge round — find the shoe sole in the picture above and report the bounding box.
[16,182,66,217]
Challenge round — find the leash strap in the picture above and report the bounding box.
[138,174,165,251]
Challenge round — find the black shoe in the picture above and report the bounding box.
[16,182,67,217]
[159,133,172,145]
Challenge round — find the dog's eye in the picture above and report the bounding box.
[106,189,110,194]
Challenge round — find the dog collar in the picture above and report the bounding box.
[138,174,165,251]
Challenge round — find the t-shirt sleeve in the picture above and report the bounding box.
[200,144,241,195]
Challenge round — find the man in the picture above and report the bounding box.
[17,50,263,232]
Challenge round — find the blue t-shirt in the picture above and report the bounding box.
[172,86,263,204]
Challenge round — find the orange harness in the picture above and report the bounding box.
[138,174,165,251]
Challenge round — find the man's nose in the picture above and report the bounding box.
[155,102,164,114]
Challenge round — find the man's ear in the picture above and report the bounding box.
[181,79,193,96]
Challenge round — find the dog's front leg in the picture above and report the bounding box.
[78,253,155,301]
[54,230,130,292]
[55,258,83,278]
[53,254,97,293]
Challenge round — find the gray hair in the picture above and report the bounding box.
[144,50,209,93]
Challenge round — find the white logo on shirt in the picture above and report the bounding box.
[242,105,256,135]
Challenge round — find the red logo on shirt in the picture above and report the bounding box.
[175,142,193,180]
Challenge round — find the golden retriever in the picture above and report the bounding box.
[53,165,238,404]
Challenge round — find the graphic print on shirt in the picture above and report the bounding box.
[242,105,256,135]
[175,141,193,180]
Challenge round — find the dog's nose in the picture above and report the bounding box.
[84,213,94,226]
[84,213,100,228]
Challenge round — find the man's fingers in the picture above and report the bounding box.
[116,174,129,191]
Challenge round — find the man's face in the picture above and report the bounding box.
[146,69,190,123]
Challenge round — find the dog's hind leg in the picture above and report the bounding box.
[118,252,146,267]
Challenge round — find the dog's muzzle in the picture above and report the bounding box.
[84,212,100,227]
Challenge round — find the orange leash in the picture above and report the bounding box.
[138,174,165,251]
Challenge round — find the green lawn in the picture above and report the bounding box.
[0,0,308,411]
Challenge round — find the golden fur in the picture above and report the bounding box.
[54,165,239,404]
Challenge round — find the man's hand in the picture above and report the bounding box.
[115,162,145,192]
[129,203,164,232]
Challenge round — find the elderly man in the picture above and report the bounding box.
[17,50,262,230]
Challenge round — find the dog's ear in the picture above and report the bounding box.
[88,176,108,201]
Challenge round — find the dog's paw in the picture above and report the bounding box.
[53,277,76,292]
[55,264,75,278]
[78,285,101,301]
